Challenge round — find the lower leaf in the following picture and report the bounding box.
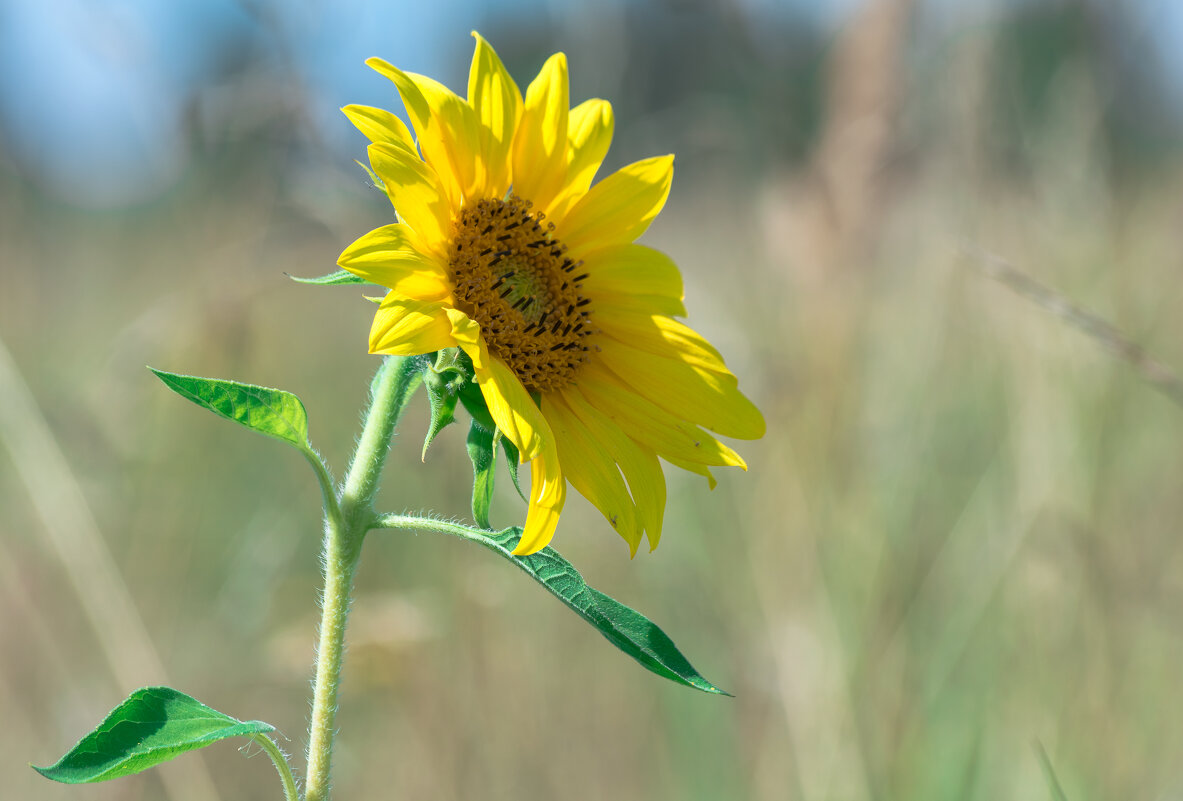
[34,687,275,784]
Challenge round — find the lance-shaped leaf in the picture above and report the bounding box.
[382,519,727,694]
[489,527,725,693]
[34,687,275,784]
[288,270,373,286]
[150,369,310,451]
[467,420,497,529]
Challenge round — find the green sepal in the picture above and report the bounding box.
[455,365,525,501]
[421,350,467,460]
[458,378,497,432]
[288,269,372,286]
[422,388,459,460]
[473,526,727,695]
[501,437,525,500]
[356,159,385,190]
[150,368,310,451]
[467,420,497,529]
[33,687,274,784]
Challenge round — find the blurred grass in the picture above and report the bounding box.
[5,2,1183,800]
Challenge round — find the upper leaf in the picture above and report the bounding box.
[288,269,373,286]
[464,526,727,694]
[150,369,310,450]
[34,687,274,784]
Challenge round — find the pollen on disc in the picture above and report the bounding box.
[449,195,594,393]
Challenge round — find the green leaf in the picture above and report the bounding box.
[467,421,497,529]
[150,368,310,450]
[466,525,726,695]
[452,353,524,500]
[501,438,525,501]
[288,269,372,286]
[33,687,274,784]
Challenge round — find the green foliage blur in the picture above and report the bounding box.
[4,2,1183,799]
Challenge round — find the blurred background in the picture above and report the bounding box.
[4,0,1183,798]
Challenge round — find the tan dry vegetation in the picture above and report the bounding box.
[4,2,1183,799]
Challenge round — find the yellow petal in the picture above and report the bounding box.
[547,98,615,224]
[663,455,717,490]
[514,441,566,555]
[579,243,686,317]
[341,104,417,154]
[566,99,615,195]
[598,312,731,375]
[545,395,642,554]
[369,294,456,355]
[445,309,549,460]
[559,155,674,256]
[366,143,452,261]
[468,32,522,198]
[366,57,481,203]
[597,337,765,440]
[559,388,667,551]
[338,224,452,301]
[576,363,748,468]
[511,52,569,213]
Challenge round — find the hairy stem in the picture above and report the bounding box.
[303,356,425,801]
[374,513,498,540]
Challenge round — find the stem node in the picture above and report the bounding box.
[303,356,425,801]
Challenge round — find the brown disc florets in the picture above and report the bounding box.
[449,195,594,393]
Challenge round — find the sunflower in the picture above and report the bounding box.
[338,33,764,556]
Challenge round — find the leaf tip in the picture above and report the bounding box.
[147,366,175,384]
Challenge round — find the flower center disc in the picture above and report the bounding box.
[449,196,593,393]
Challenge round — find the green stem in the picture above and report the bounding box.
[302,448,341,524]
[374,513,496,541]
[252,734,300,801]
[303,356,425,801]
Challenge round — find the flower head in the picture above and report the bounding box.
[340,33,764,555]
